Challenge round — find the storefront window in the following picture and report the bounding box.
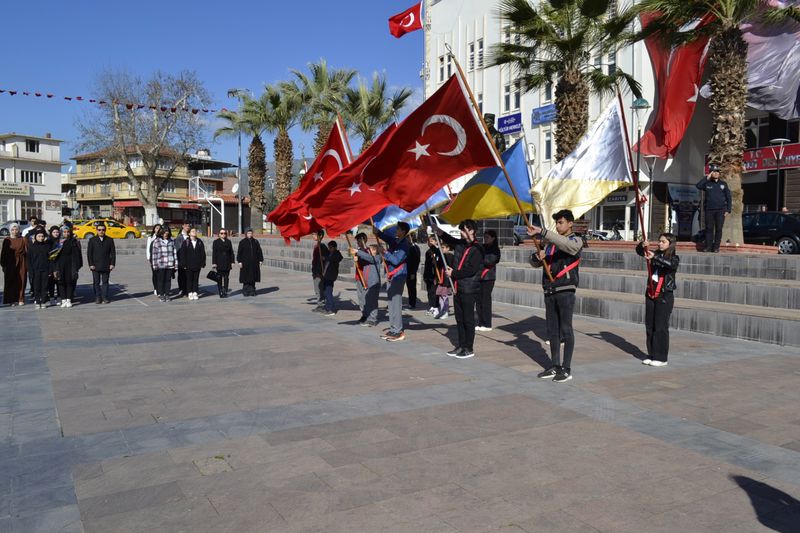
[602,206,625,230]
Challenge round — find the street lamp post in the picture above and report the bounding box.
[644,155,657,232]
[770,138,790,211]
[228,88,250,235]
[631,97,651,238]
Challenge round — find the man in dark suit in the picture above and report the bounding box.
[87,223,116,303]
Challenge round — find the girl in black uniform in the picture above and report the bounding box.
[636,233,680,367]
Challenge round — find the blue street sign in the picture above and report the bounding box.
[531,103,557,126]
[497,112,522,135]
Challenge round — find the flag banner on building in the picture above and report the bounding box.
[369,74,500,211]
[635,13,712,159]
[304,125,398,237]
[532,100,633,222]
[388,2,423,38]
[441,139,532,223]
[0,88,219,114]
[744,5,800,120]
[372,187,450,231]
[269,117,351,241]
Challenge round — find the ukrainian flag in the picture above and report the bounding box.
[441,139,533,223]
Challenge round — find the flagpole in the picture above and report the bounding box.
[521,127,551,232]
[344,232,367,289]
[615,87,648,243]
[369,217,392,277]
[446,45,553,281]
[337,114,355,163]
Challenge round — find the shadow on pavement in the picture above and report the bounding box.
[731,475,800,532]
[588,331,648,361]
[493,315,551,368]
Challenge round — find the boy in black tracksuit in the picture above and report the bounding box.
[423,235,439,315]
[27,230,52,308]
[321,240,343,316]
[405,234,421,309]
[528,210,584,383]
[437,219,484,359]
[476,230,501,331]
[311,230,329,309]
[695,163,731,253]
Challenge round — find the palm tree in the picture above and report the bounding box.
[635,0,798,244]
[214,96,269,232]
[264,85,302,203]
[492,0,642,161]
[342,73,413,153]
[285,59,356,156]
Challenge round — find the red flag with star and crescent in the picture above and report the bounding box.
[268,117,352,241]
[304,124,399,236]
[388,2,423,38]
[368,73,500,211]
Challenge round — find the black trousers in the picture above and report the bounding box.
[156,268,173,297]
[47,276,58,299]
[425,279,437,309]
[58,278,75,301]
[705,209,725,251]
[544,290,576,370]
[454,291,477,350]
[476,280,495,328]
[32,271,49,304]
[187,269,200,293]
[406,275,418,308]
[645,292,674,362]
[177,267,187,295]
[92,270,110,300]
[217,270,230,293]
[151,267,158,291]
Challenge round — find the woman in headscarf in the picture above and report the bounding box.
[237,228,263,296]
[146,223,162,295]
[1,223,28,305]
[46,226,61,304]
[151,227,177,302]
[52,225,82,308]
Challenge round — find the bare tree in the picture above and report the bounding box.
[75,70,211,225]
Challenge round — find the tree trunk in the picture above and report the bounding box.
[248,134,267,225]
[708,28,748,246]
[274,131,294,203]
[314,122,334,157]
[249,209,263,233]
[143,205,160,226]
[554,70,589,162]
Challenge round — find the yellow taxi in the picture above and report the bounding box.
[72,219,142,239]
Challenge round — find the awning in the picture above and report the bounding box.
[113,200,200,210]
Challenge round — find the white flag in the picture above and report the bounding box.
[532,100,633,224]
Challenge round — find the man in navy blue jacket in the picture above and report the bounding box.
[374,222,410,342]
[696,164,732,253]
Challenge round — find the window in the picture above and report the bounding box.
[513,80,521,110]
[544,82,553,102]
[544,131,552,161]
[0,168,5,181]
[503,83,511,112]
[446,55,453,78]
[477,93,483,114]
[439,56,445,82]
[25,140,40,153]
[0,201,8,223]
[20,171,43,184]
[468,42,475,71]
[91,184,97,193]
[607,51,617,75]
[20,201,42,220]
[162,180,176,193]
[503,26,511,44]
[477,39,484,69]
[745,116,770,149]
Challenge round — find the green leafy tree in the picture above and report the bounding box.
[342,73,413,153]
[264,85,302,203]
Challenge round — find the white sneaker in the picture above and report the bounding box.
[437,312,449,320]
[642,359,652,365]
[64,299,72,308]
[475,326,485,332]
[60,300,67,308]
[154,290,158,296]
[649,360,668,367]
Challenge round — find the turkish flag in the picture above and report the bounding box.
[635,13,712,158]
[388,2,423,38]
[304,125,398,236]
[269,119,352,241]
[368,74,499,211]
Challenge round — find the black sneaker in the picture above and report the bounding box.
[366,321,378,327]
[537,367,558,379]
[358,316,367,324]
[454,349,474,359]
[553,368,573,383]
[312,307,324,313]
[446,347,463,357]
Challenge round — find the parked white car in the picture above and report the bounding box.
[427,214,462,239]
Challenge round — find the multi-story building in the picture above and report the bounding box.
[0,133,64,225]
[425,0,800,238]
[71,148,239,231]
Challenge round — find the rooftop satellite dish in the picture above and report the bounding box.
[231,183,239,194]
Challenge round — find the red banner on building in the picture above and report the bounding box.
[705,143,800,173]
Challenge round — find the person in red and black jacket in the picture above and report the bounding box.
[436,219,484,359]
[422,234,440,315]
[476,230,501,332]
[636,233,680,367]
[528,210,583,383]
[311,230,329,309]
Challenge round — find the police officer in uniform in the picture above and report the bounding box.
[483,113,507,153]
[696,163,732,253]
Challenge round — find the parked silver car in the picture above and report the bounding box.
[0,220,30,236]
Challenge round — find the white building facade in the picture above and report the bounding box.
[424,0,800,239]
[0,133,64,225]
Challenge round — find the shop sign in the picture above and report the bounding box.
[497,112,522,135]
[706,143,800,173]
[605,194,628,203]
[45,200,61,210]
[0,183,30,196]
[531,103,557,126]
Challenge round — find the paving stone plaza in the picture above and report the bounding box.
[2,241,800,532]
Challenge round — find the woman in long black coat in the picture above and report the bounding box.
[178,227,206,300]
[237,228,263,296]
[211,229,235,298]
[52,226,82,308]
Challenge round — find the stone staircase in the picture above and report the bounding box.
[110,236,800,347]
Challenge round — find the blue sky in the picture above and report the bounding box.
[1,0,425,168]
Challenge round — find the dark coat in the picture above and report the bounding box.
[53,237,82,280]
[323,250,343,282]
[212,238,235,271]
[438,233,484,295]
[696,176,732,212]
[179,239,206,271]
[237,237,263,284]
[481,241,501,282]
[27,240,52,273]
[406,243,421,278]
[636,243,680,295]
[87,236,116,271]
[311,243,329,278]
[423,245,438,281]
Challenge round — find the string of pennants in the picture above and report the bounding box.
[0,88,225,114]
